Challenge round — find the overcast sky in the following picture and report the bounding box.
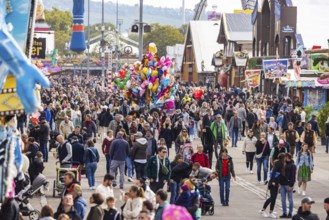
[95,0,328,48]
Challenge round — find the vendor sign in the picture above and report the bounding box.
[263,59,288,79]
[245,70,261,88]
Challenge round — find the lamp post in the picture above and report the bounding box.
[139,0,143,60]
[87,0,90,78]
[101,0,105,88]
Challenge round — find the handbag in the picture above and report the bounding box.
[255,143,267,159]
[159,159,169,175]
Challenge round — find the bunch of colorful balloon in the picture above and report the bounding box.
[113,43,176,115]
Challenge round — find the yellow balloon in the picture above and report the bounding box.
[151,70,158,77]
[149,42,157,54]
[143,67,148,74]
[148,84,153,90]
[152,78,159,93]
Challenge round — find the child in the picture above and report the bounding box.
[103,196,121,220]
[197,178,213,202]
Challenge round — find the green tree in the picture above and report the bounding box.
[179,24,188,36]
[44,7,72,55]
[143,23,184,57]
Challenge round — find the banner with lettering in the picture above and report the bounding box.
[32,38,46,59]
[263,59,288,79]
[245,69,261,88]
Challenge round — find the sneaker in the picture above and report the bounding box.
[250,170,253,174]
[113,183,117,188]
[268,213,277,219]
[279,214,287,218]
[128,178,133,182]
[258,210,268,218]
[264,180,268,185]
[302,191,306,196]
[287,214,292,218]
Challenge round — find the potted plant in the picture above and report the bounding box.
[317,102,329,145]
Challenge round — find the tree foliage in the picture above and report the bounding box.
[44,7,72,55]
[143,23,184,57]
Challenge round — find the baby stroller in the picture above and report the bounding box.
[180,143,193,162]
[197,179,214,216]
[53,161,81,197]
[49,130,60,151]
[15,173,49,220]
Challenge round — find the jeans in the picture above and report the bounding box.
[125,157,133,178]
[86,162,97,187]
[110,160,125,187]
[39,139,49,162]
[231,128,239,146]
[255,156,269,182]
[170,181,180,204]
[296,142,302,155]
[134,161,146,179]
[219,176,230,205]
[326,137,329,153]
[280,185,294,215]
[105,154,111,174]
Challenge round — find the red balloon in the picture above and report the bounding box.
[193,89,203,100]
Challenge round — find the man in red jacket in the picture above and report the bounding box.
[190,144,210,168]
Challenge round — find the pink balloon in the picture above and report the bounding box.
[150,76,157,83]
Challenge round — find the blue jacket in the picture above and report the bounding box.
[44,108,51,122]
[83,147,100,164]
[276,115,283,127]
[74,196,87,219]
[109,137,129,161]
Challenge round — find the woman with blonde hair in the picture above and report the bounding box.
[159,117,174,156]
[175,128,191,154]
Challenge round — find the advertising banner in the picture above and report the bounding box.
[245,69,261,88]
[31,38,46,58]
[263,59,288,79]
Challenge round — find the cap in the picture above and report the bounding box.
[201,177,207,183]
[134,132,143,137]
[301,197,315,204]
[67,183,82,194]
[71,136,78,141]
[181,184,190,191]
[324,198,329,204]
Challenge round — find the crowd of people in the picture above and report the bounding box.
[2,73,329,220]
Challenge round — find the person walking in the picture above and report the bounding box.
[300,123,317,153]
[83,139,100,190]
[37,117,50,162]
[102,130,114,174]
[279,153,296,218]
[59,116,75,140]
[255,132,271,184]
[210,114,228,159]
[146,146,171,193]
[109,131,130,189]
[296,143,314,196]
[292,197,319,220]
[130,132,148,179]
[215,148,236,206]
[228,111,242,148]
[284,122,300,156]
[154,189,169,220]
[242,130,257,174]
[158,117,174,156]
[258,153,286,219]
[190,144,210,168]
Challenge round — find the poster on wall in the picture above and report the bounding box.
[310,54,329,72]
[31,38,46,59]
[245,69,261,88]
[263,59,288,79]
